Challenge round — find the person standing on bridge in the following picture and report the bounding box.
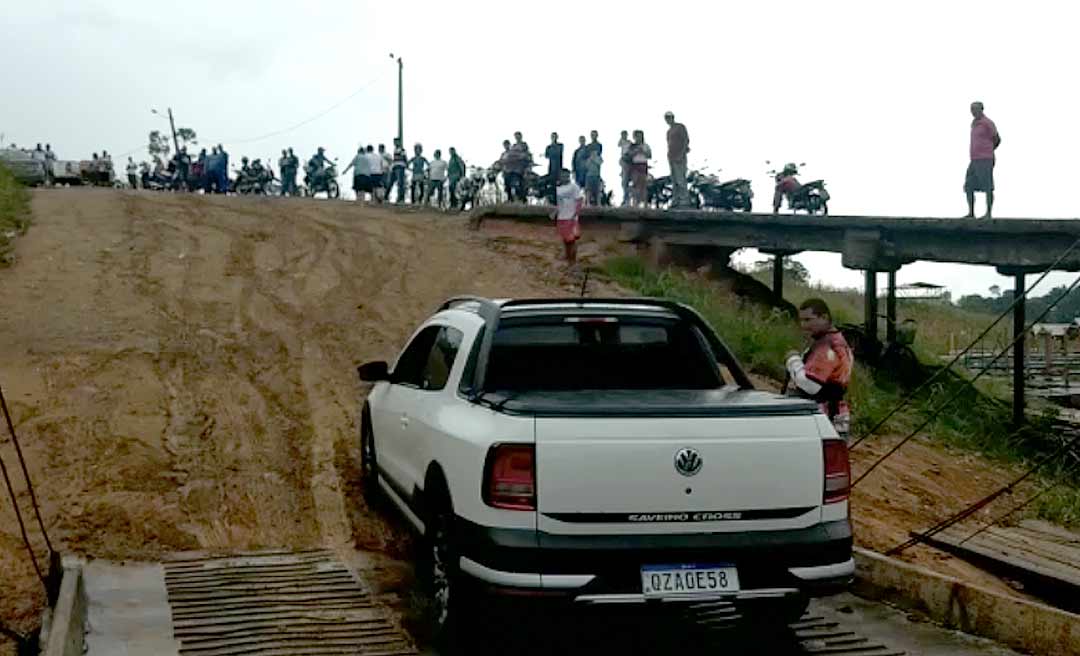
[785,299,853,442]
[965,101,1001,220]
[665,111,690,208]
[617,130,632,206]
[625,130,652,207]
[544,133,564,203]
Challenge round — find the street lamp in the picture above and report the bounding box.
[389,54,403,146]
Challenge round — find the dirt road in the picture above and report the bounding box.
[0,189,592,636]
[0,188,1051,653]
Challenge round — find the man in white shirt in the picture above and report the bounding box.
[343,145,373,201]
[425,149,449,208]
[552,169,583,264]
[365,145,385,202]
[126,157,138,189]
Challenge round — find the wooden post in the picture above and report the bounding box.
[773,253,784,300]
[1013,273,1026,427]
[886,270,898,343]
[865,270,878,341]
[1044,332,1054,373]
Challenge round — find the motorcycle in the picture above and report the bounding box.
[770,162,830,215]
[454,167,488,211]
[524,166,557,205]
[647,174,672,208]
[693,173,753,212]
[234,164,274,195]
[304,160,341,199]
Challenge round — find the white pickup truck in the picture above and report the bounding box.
[357,297,852,642]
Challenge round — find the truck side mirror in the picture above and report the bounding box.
[357,361,390,382]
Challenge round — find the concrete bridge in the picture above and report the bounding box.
[472,204,1080,424]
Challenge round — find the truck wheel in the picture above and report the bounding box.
[359,408,381,503]
[424,488,475,650]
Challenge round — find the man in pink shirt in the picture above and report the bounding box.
[965,101,1001,219]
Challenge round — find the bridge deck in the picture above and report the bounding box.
[471,204,1080,272]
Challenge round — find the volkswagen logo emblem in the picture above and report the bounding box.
[674,448,703,477]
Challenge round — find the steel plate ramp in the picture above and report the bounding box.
[163,549,415,656]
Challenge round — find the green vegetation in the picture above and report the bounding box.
[602,255,1080,527]
[744,266,1012,358]
[0,164,31,264]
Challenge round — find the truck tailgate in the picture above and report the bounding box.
[535,414,823,536]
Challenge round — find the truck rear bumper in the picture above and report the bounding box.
[455,517,853,599]
[460,556,854,601]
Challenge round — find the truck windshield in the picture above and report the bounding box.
[485,317,724,391]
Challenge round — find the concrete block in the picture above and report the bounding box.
[853,546,1080,656]
[42,562,86,656]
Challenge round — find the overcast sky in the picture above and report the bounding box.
[4,0,1078,299]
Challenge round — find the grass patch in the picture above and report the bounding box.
[603,254,1080,527]
[745,269,1012,358]
[0,163,31,263]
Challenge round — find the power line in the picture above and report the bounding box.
[111,73,389,160]
[852,267,1080,488]
[958,454,1080,545]
[222,73,390,146]
[1,383,53,554]
[886,430,1080,556]
[0,423,45,587]
[850,236,1080,450]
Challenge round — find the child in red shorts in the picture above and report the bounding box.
[552,168,583,264]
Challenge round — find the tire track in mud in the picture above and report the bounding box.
[124,194,324,550]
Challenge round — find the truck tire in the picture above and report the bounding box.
[359,407,382,504]
[423,484,476,650]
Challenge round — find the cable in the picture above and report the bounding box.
[0,383,53,553]
[0,430,45,587]
[850,236,1080,450]
[222,73,389,146]
[886,431,1080,555]
[852,268,1080,488]
[958,450,1080,545]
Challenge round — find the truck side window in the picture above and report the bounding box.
[420,327,464,391]
[394,326,440,388]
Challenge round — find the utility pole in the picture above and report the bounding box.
[390,54,403,145]
[167,107,180,155]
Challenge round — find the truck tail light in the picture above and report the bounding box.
[483,444,536,510]
[823,439,850,504]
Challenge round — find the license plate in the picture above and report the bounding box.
[641,564,740,598]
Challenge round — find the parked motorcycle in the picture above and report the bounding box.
[770,162,829,215]
[647,174,672,208]
[693,173,753,212]
[234,161,274,195]
[304,160,340,199]
[455,167,487,211]
[525,167,557,205]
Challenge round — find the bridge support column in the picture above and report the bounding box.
[864,271,878,341]
[760,249,800,304]
[886,271,897,344]
[1013,273,1026,427]
[773,253,784,300]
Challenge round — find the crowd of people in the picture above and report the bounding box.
[109,110,695,212]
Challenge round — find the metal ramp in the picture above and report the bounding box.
[162,549,415,656]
